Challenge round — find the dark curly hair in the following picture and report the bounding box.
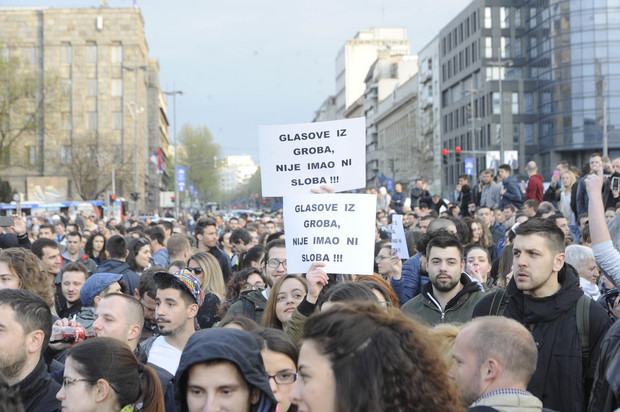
[301,302,464,412]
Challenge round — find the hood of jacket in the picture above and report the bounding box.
[505,263,584,324]
[60,248,87,261]
[421,273,481,310]
[175,328,276,412]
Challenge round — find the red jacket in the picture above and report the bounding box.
[525,174,544,203]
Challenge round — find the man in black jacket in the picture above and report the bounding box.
[96,235,140,295]
[474,218,611,412]
[0,289,60,412]
[194,218,232,283]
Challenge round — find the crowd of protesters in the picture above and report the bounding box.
[1,155,620,411]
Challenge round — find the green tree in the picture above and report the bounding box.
[0,57,59,169]
[177,124,221,203]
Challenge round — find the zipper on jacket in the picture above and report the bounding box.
[426,293,446,321]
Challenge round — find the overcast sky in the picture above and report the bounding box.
[2,0,470,163]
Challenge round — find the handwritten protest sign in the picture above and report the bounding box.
[259,117,365,197]
[391,215,410,259]
[283,193,375,275]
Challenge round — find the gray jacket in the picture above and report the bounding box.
[480,182,501,208]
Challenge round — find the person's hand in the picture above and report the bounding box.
[585,168,604,197]
[466,262,484,283]
[500,187,506,195]
[389,251,402,280]
[520,180,526,192]
[456,184,462,192]
[551,172,560,184]
[305,262,328,304]
[11,214,26,236]
[311,185,336,194]
[49,317,83,351]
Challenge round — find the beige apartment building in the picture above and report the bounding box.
[0,6,169,212]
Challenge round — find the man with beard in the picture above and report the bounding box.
[141,270,202,394]
[0,289,60,411]
[401,234,485,326]
[451,317,543,411]
[473,218,610,412]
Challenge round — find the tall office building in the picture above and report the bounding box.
[0,6,168,211]
[335,28,410,117]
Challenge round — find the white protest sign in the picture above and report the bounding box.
[390,214,410,259]
[259,117,366,197]
[283,193,375,275]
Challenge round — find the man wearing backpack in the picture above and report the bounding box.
[473,218,611,412]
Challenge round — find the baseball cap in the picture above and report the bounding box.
[153,268,204,307]
[80,273,123,306]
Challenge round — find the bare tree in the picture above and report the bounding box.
[64,136,133,200]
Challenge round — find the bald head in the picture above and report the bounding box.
[427,218,457,235]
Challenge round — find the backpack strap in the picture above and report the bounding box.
[576,294,590,354]
[489,289,507,316]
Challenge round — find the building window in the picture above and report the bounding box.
[473,11,477,32]
[61,43,71,64]
[61,112,72,130]
[501,7,509,29]
[87,79,97,97]
[24,46,36,65]
[87,112,97,130]
[515,38,522,57]
[86,42,97,63]
[485,37,493,58]
[111,43,123,63]
[61,145,72,164]
[0,45,9,62]
[485,7,492,29]
[502,37,510,58]
[25,79,35,98]
[524,124,534,145]
[61,79,71,97]
[515,8,522,27]
[113,111,122,130]
[493,92,501,114]
[111,78,123,96]
[524,93,533,114]
[512,93,519,114]
[26,145,36,165]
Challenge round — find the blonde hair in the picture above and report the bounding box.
[189,251,226,300]
[429,323,463,367]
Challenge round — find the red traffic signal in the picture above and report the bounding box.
[455,147,462,153]
[442,148,448,156]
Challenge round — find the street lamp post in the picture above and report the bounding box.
[122,65,147,215]
[163,89,184,220]
[488,48,513,165]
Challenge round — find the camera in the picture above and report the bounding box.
[606,289,619,307]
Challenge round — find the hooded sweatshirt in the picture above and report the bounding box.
[174,328,277,412]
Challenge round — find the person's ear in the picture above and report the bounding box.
[94,379,112,403]
[105,250,111,259]
[554,252,566,273]
[133,288,140,299]
[127,323,142,342]
[482,358,500,382]
[93,295,102,307]
[26,329,45,355]
[187,303,199,318]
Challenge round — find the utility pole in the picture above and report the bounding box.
[163,89,184,220]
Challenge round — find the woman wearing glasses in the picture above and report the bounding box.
[252,328,299,412]
[186,251,226,329]
[57,337,164,411]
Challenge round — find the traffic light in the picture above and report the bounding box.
[455,146,462,163]
[171,195,175,203]
[130,192,140,201]
[442,148,448,165]
[109,193,116,203]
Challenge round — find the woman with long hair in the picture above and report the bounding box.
[220,267,266,316]
[57,337,164,411]
[126,237,151,275]
[262,275,307,330]
[84,232,107,266]
[0,248,55,310]
[188,251,226,329]
[289,302,464,412]
[466,218,497,262]
[252,328,299,412]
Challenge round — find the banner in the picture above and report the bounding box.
[283,193,375,275]
[390,214,409,259]
[259,117,365,196]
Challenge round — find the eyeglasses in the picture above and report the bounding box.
[378,300,392,307]
[267,372,298,385]
[266,259,287,269]
[375,256,390,263]
[62,377,98,388]
[188,267,203,275]
[241,282,266,292]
